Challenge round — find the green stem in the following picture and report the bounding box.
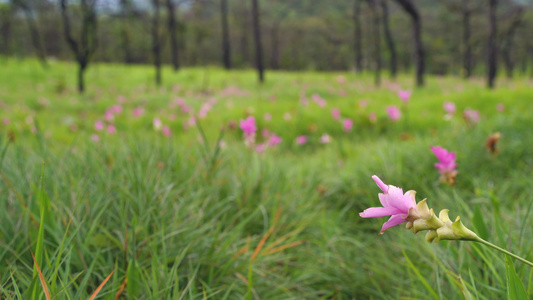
[475,237,533,268]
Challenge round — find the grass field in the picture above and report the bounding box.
[1,58,533,299]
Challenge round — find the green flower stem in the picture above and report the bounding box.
[475,237,533,268]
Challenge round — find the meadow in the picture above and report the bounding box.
[1,58,533,299]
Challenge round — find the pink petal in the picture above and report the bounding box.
[380,214,407,234]
[359,206,401,218]
[372,175,388,193]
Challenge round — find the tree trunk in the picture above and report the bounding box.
[221,0,231,69]
[120,0,133,64]
[353,0,363,72]
[152,0,162,85]
[251,0,264,83]
[501,8,523,79]
[78,63,86,93]
[167,0,179,71]
[239,3,249,66]
[380,0,397,78]
[367,0,381,86]
[462,4,472,78]
[487,0,497,89]
[0,5,12,56]
[394,0,425,87]
[20,4,47,67]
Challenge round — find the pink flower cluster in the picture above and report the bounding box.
[386,106,401,121]
[430,146,458,185]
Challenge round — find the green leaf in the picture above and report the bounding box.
[506,256,528,300]
[472,205,489,240]
[127,260,140,297]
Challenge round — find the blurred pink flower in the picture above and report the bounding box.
[339,89,347,97]
[336,75,346,84]
[267,134,282,146]
[111,105,123,114]
[431,146,457,174]
[104,111,114,121]
[132,107,145,117]
[359,175,418,234]
[296,135,307,145]
[300,96,309,106]
[359,99,368,108]
[320,134,331,144]
[264,113,272,121]
[107,125,116,134]
[94,120,105,131]
[398,90,411,103]
[240,116,257,137]
[369,113,377,123]
[255,143,266,153]
[162,125,171,137]
[497,103,505,112]
[283,112,292,121]
[153,118,163,130]
[463,108,480,124]
[443,102,456,115]
[312,94,326,107]
[117,95,126,104]
[331,108,341,120]
[386,106,401,121]
[343,118,353,132]
[2,118,9,125]
[91,134,100,142]
[262,129,270,137]
[270,95,277,102]
[181,104,191,114]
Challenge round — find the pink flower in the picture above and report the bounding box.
[239,116,257,137]
[255,143,266,153]
[312,94,326,107]
[369,113,377,123]
[283,113,292,121]
[359,99,368,108]
[267,134,282,146]
[386,106,401,121]
[343,118,353,132]
[94,120,105,131]
[162,125,171,137]
[331,108,341,120]
[296,135,307,145]
[2,118,10,125]
[360,175,418,234]
[300,97,309,106]
[431,146,458,185]
[91,134,100,142]
[104,111,114,121]
[443,102,456,115]
[463,108,480,124]
[117,95,126,104]
[107,124,116,134]
[132,107,145,117]
[336,75,346,84]
[153,118,163,130]
[264,113,272,122]
[320,134,331,144]
[398,90,411,103]
[497,103,505,112]
[111,105,123,114]
[431,146,457,175]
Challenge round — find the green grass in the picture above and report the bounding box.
[1,58,533,299]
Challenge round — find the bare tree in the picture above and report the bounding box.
[251,0,264,82]
[221,0,231,69]
[394,0,425,87]
[119,0,134,64]
[12,0,47,67]
[487,0,497,88]
[60,0,98,93]
[152,0,163,85]
[366,0,381,86]
[353,0,363,72]
[380,0,397,78]
[501,5,524,79]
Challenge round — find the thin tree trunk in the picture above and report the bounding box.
[78,64,85,92]
[251,0,264,83]
[239,3,249,65]
[167,0,179,71]
[0,6,13,56]
[221,0,231,69]
[353,0,363,72]
[152,0,162,85]
[380,0,397,78]
[394,0,425,87]
[270,24,280,69]
[367,0,381,86]
[501,8,523,79]
[487,0,497,89]
[462,4,472,78]
[20,4,47,67]
[120,0,133,64]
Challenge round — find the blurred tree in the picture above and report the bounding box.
[394,0,425,86]
[251,0,264,82]
[487,0,497,88]
[366,0,381,86]
[0,3,13,56]
[11,0,47,67]
[60,0,98,93]
[501,2,525,78]
[119,0,134,64]
[152,0,163,85]
[353,0,363,72]
[220,0,231,69]
[380,0,397,78]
